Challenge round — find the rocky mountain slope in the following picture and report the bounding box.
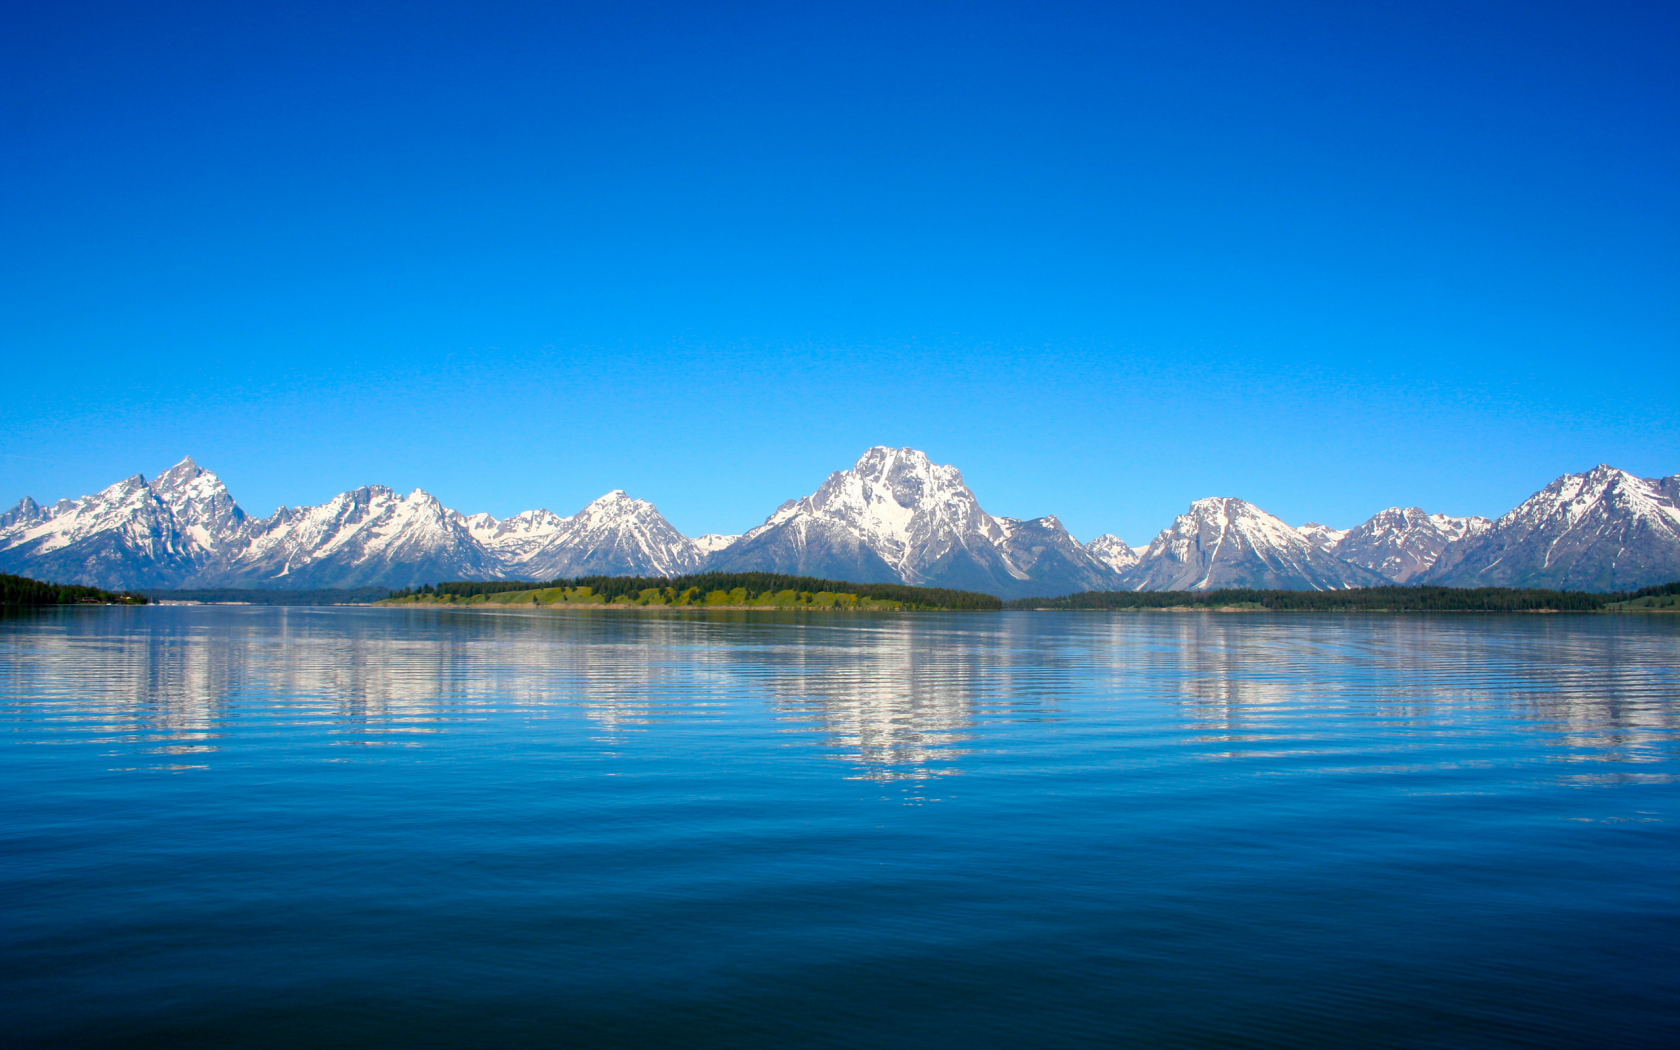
[704,447,1125,599]
[1120,497,1389,591]
[1328,508,1491,584]
[1423,465,1680,591]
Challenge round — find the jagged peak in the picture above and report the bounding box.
[0,495,45,529]
[148,455,207,490]
[855,445,934,470]
[97,474,152,498]
[694,533,740,553]
[578,489,655,514]
[1182,496,1267,520]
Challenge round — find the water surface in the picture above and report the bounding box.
[2,606,1676,1048]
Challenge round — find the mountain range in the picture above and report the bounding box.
[2,449,1676,596]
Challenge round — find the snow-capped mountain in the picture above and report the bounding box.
[0,459,704,590]
[209,485,501,589]
[6,454,1676,594]
[1121,497,1388,591]
[705,447,1124,598]
[1085,534,1141,573]
[149,456,251,555]
[1297,522,1349,551]
[992,515,1130,597]
[0,458,248,588]
[478,491,705,579]
[1328,508,1491,584]
[1423,466,1680,591]
[693,533,740,554]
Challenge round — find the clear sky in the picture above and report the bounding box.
[3,0,1676,544]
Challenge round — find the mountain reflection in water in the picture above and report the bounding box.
[8,606,1672,782]
[1,605,1676,1049]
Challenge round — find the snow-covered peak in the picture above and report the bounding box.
[147,457,248,551]
[709,447,1123,596]
[496,490,704,578]
[1195,497,1312,549]
[149,456,201,493]
[1,496,44,530]
[694,533,740,553]
[1085,533,1140,573]
[1297,522,1348,550]
[574,490,655,527]
[1492,465,1671,531]
[1125,496,1385,591]
[1329,507,1491,583]
[2,474,156,555]
[1423,465,1680,590]
[788,446,991,578]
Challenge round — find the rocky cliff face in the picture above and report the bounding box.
[1423,466,1680,591]
[1121,497,1388,591]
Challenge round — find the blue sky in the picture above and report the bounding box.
[3,0,1675,544]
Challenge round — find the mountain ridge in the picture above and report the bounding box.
[2,453,1675,594]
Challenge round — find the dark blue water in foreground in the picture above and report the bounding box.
[2,607,1676,1048]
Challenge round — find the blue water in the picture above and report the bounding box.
[1,606,1676,1048]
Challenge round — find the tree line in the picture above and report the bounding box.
[1004,581,1680,612]
[389,573,1005,611]
[0,573,148,606]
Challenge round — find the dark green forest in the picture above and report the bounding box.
[390,573,1004,611]
[0,573,147,605]
[1005,581,1680,612]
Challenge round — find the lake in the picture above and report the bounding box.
[2,606,1676,1048]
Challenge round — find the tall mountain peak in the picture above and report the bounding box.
[707,446,1122,597]
[1327,507,1490,583]
[1122,497,1386,591]
[1086,534,1140,573]
[1425,465,1680,590]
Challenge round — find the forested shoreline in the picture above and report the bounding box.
[1004,582,1680,612]
[385,572,1005,611]
[6,571,1677,612]
[0,573,147,605]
